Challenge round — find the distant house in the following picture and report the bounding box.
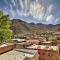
[12,39,26,43]
[41,41,52,46]
[53,32,60,40]
[12,39,31,48]
[26,35,47,45]
[53,32,60,37]
[14,34,26,39]
[26,38,40,45]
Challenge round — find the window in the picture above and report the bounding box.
[42,58,44,60]
[38,52,40,54]
[39,57,41,60]
[48,54,50,56]
[48,54,52,57]
[42,53,45,55]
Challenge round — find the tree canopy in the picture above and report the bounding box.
[0,11,12,44]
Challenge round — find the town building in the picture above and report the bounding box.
[12,39,26,43]
[53,32,60,37]
[26,35,47,45]
[41,41,52,46]
[12,39,31,48]
[0,49,39,60]
[0,43,15,54]
[27,44,59,60]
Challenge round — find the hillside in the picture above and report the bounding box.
[11,19,60,36]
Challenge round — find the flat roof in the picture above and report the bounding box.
[16,49,37,53]
[15,49,37,57]
[12,39,25,42]
[0,49,37,60]
[0,44,7,48]
[27,44,59,51]
[42,41,51,43]
[53,32,60,35]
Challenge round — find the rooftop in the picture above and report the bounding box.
[42,41,51,43]
[0,49,37,60]
[53,32,60,35]
[15,49,37,57]
[27,44,59,51]
[0,44,7,48]
[12,39,25,42]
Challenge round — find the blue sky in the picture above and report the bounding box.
[0,0,60,24]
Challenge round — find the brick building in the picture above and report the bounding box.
[27,44,59,60]
[26,35,46,45]
[0,43,15,54]
[41,41,52,46]
[53,32,60,38]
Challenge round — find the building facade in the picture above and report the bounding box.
[27,45,59,60]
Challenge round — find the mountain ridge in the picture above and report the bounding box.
[11,19,60,35]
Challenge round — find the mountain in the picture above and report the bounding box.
[11,19,60,36]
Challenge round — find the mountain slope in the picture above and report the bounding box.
[11,19,60,35]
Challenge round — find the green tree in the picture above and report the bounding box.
[0,11,3,18]
[0,11,12,44]
[48,36,58,46]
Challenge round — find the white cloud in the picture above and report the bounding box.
[8,0,56,24]
[11,0,16,6]
[29,2,45,20]
[36,0,38,2]
[13,0,29,17]
[47,4,54,15]
[56,18,60,21]
[16,9,20,16]
[55,17,60,24]
[45,4,55,23]
[48,4,54,14]
[19,0,24,10]
[29,1,55,24]
[46,15,54,21]
[9,4,16,17]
